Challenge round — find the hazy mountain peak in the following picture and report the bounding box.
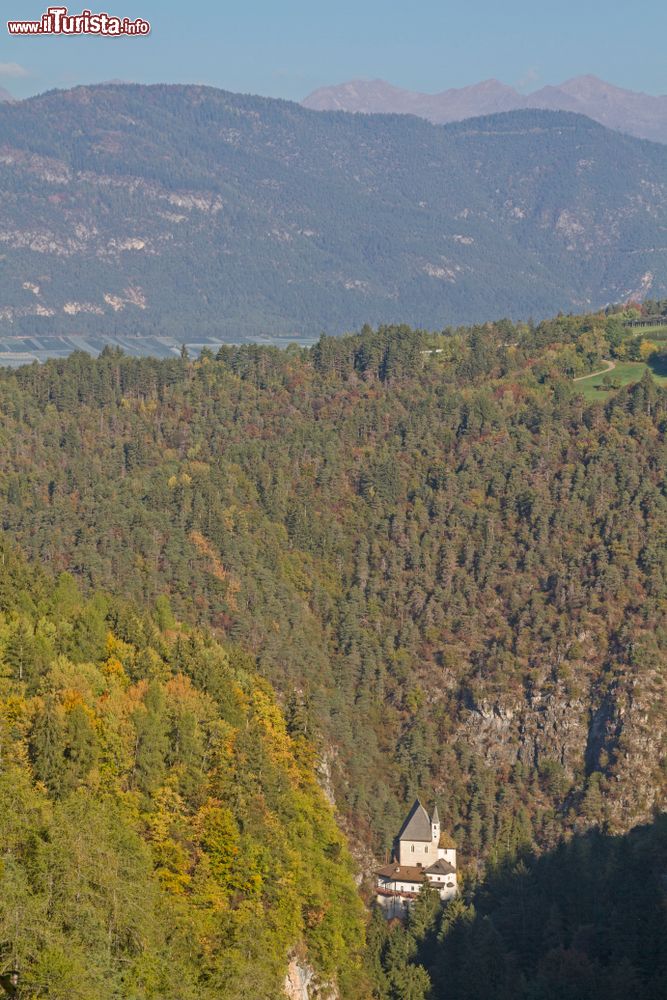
[559,73,654,99]
[460,78,517,93]
[303,78,423,113]
[303,75,667,143]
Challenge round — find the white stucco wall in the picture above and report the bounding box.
[424,871,457,899]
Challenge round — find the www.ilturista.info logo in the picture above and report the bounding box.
[7,6,150,35]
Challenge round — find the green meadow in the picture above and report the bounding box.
[577,358,667,401]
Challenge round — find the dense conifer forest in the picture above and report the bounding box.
[0,307,665,995]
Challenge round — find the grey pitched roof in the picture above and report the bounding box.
[397,799,432,843]
[431,804,440,825]
[425,858,456,876]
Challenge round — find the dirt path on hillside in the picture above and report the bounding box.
[573,359,616,382]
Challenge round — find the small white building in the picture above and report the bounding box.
[376,799,457,918]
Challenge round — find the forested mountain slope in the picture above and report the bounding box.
[0,540,369,998]
[2,85,667,337]
[0,310,664,869]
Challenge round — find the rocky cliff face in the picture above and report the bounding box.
[458,656,665,838]
[284,957,339,1000]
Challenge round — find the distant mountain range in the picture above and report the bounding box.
[303,75,667,145]
[1,84,667,340]
[0,87,14,102]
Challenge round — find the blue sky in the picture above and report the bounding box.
[2,0,666,101]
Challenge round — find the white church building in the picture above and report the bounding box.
[376,799,457,918]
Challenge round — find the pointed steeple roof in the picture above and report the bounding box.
[431,803,440,825]
[397,799,432,843]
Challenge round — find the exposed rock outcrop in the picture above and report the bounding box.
[284,956,339,1000]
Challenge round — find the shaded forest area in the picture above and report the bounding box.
[369,818,667,1000]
